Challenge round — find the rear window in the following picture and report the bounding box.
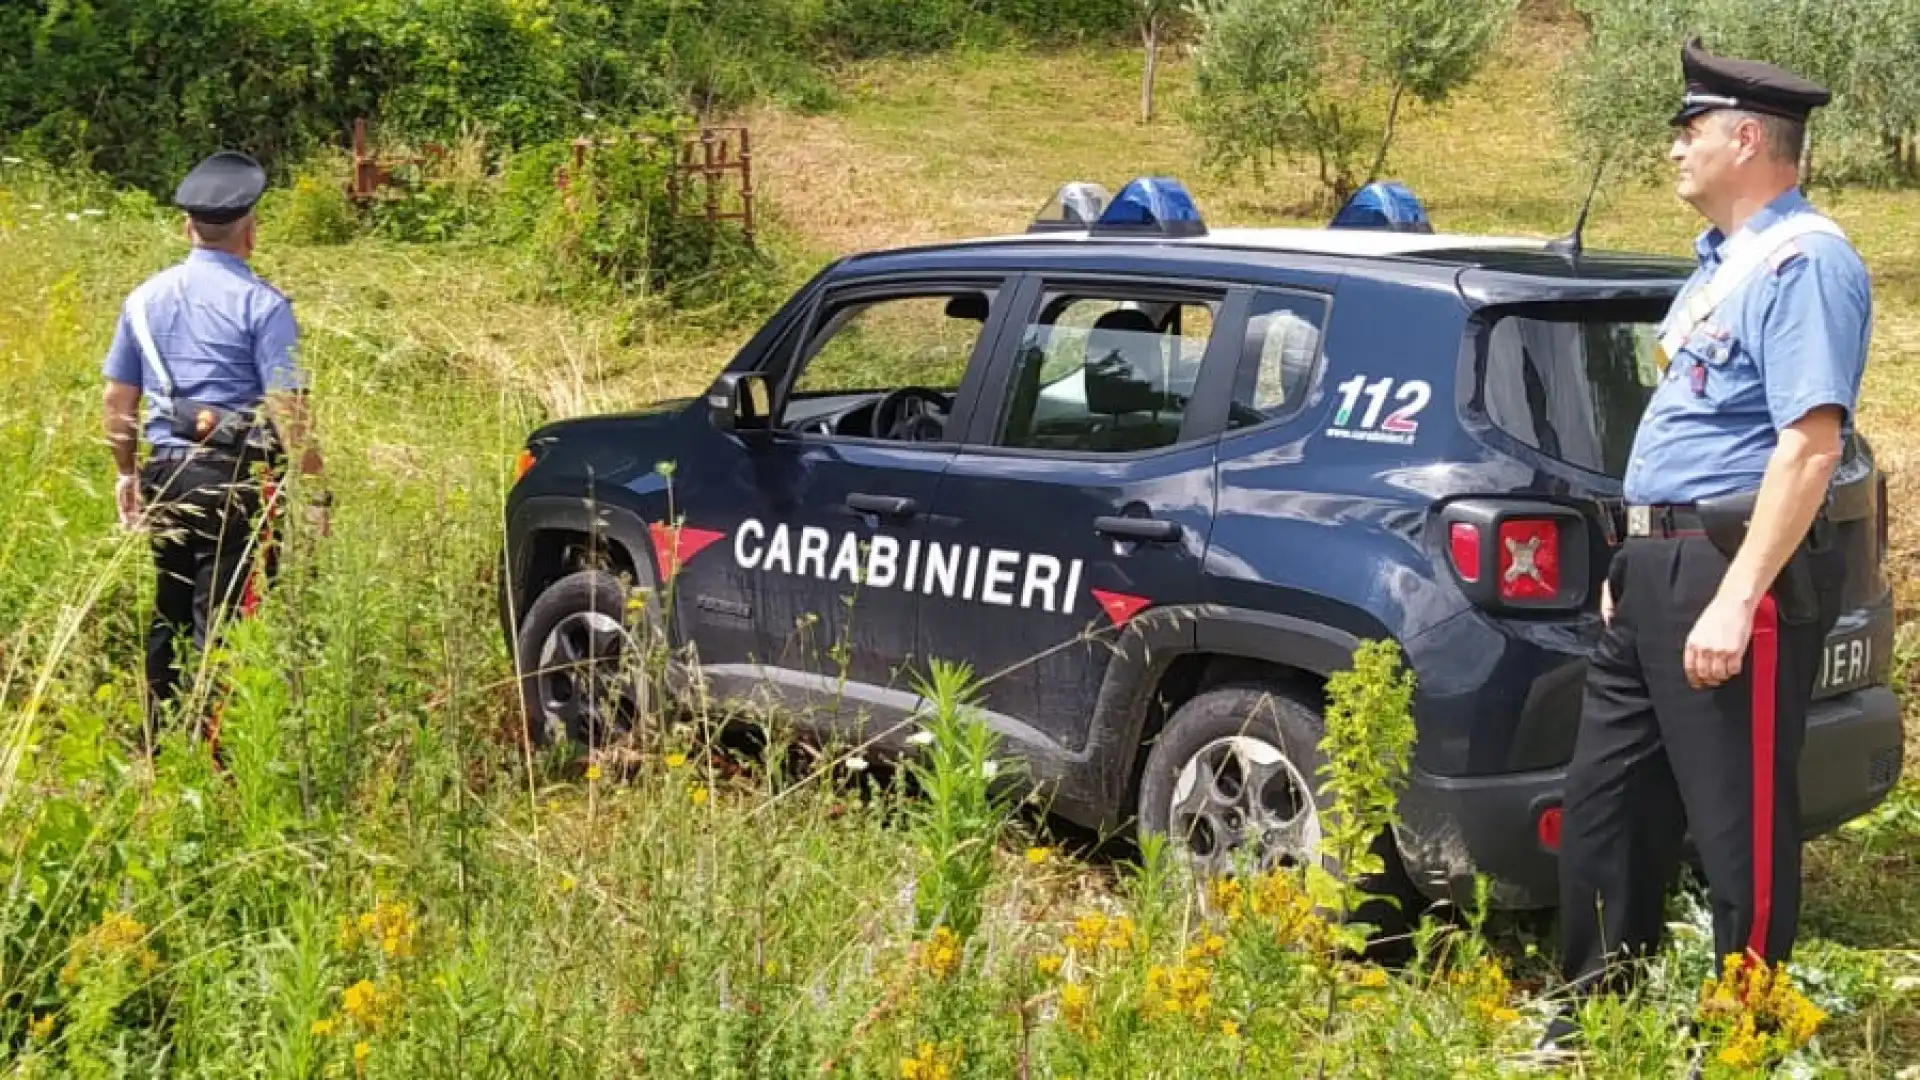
[1478,309,1664,478]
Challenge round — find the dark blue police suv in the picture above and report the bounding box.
[500,178,1902,922]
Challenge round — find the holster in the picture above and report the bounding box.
[1695,489,1828,623]
[169,398,277,454]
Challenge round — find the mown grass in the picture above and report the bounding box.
[4,11,1920,1078]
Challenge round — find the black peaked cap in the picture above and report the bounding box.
[1671,37,1831,126]
[173,150,266,224]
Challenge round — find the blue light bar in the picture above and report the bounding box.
[1330,181,1433,233]
[1090,176,1207,237]
[1028,181,1112,233]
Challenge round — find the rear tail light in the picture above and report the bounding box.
[1497,519,1559,601]
[514,448,538,482]
[1448,522,1481,583]
[1434,499,1589,613]
[1537,805,1563,851]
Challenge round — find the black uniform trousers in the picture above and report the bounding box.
[139,445,279,724]
[1558,528,1845,990]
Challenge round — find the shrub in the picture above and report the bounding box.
[269,164,358,247]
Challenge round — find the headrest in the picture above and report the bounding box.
[944,293,989,322]
[1084,307,1166,415]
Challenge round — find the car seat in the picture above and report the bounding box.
[1083,308,1176,450]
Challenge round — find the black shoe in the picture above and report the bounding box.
[1531,1007,1582,1057]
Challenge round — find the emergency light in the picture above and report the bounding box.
[1027,181,1112,233]
[1330,181,1433,233]
[1090,176,1207,237]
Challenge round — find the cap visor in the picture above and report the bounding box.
[1669,103,1714,126]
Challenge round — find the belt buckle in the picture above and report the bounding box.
[1627,505,1651,538]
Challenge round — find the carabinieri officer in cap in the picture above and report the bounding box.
[102,150,330,740]
[1543,38,1873,1047]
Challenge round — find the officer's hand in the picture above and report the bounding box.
[1685,593,1754,689]
[115,474,143,530]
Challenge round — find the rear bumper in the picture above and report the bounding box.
[1395,684,1905,910]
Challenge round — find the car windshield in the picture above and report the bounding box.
[1477,304,1667,478]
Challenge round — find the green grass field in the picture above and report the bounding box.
[3,15,1918,1078]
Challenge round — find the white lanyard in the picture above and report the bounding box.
[1656,212,1846,369]
[124,277,182,418]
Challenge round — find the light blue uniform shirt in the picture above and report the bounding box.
[101,248,305,449]
[1622,187,1871,505]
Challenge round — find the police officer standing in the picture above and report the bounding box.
[102,150,329,741]
[1542,38,1873,1048]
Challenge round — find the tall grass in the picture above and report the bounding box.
[3,122,1917,1080]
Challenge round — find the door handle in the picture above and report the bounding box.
[1095,516,1182,543]
[847,492,918,517]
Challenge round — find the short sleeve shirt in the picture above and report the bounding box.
[1621,188,1872,505]
[101,248,305,449]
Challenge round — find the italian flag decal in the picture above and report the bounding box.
[1091,588,1152,627]
[649,521,727,581]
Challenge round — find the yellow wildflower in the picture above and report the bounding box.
[354,1040,372,1074]
[343,900,418,961]
[60,909,161,986]
[1060,982,1093,1031]
[28,1013,54,1040]
[1025,846,1051,866]
[1036,953,1063,977]
[311,1016,340,1037]
[898,1039,963,1080]
[1207,876,1244,919]
[1185,933,1227,962]
[690,785,710,806]
[1146,963,1215,1023]
[1064,912,1106,953]
[921,926,962,980]
[1219,1018,1240,1038]
[97,911,146,949]
[1695,952,1827,1068]
[1355,966,1389,989]
[585,764,603,782]
[665,752,687,769]
[342,980,380,1024]
[559,873,578,894]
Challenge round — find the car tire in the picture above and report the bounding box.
[514,568,650,749]
[1137,682,1425,955]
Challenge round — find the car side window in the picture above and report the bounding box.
[1228,290,1328,430]
[993,290,1220,453]
[791,291,993,399]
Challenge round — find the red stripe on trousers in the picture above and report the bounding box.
[1747,594,1780,962]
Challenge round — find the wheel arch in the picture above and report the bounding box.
[502,496,662,645]
[1089,604,1387,829]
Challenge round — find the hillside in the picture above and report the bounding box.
[2,14,1917,1077]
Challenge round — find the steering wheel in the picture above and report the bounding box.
[871,387,952,442]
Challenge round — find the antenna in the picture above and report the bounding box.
[1548,151,1610,257]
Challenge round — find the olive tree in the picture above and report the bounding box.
[1137,0,1192,123]
[1183,0,1517,204]
[1560,0,1920,184]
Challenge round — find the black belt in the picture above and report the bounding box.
[1623,503,1707,538]
[146,443,279,469]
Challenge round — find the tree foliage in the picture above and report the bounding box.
[0,0,1136,195]
[1184,0,1516,204]
[1561,0,1920,185]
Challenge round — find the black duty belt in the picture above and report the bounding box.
[146,443,279,469]
[1624,503,1708,538]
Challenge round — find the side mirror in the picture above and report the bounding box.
[708,373,773,434]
